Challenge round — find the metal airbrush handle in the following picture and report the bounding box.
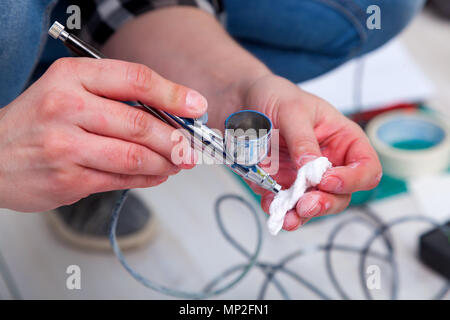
[48,21,281,193]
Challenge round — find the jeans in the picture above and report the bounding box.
[0,0,425,107]
[0,0,57,107]
[224,0,425,83]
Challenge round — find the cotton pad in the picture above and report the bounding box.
[267,157,332,235]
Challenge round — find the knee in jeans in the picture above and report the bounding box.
[358,0,426,55]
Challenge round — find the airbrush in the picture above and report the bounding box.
[48,21,281,194]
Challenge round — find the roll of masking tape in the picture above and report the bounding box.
[366,111,450,179]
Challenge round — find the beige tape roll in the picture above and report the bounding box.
[366,111,450,179]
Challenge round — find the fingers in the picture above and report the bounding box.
[260,192,275,213]
[261,190,351,232]
[295,190,351,218]
[278,102,322,169]
[261,194,304,231]
[74,131,180,176]
[247,181,268,196]
[282,210,304,231]
[318,135,382,194]
[62,58,208,118]
[277,92,381,195]
[248,165,297,195]
[74,94,195,168]
[80,167,169,193]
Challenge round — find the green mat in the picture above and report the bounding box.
[231,169,405,207]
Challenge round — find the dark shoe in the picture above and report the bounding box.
[46,191,157,251]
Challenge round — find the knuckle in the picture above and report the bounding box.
[127,63,153,94]
[167,83,186,106]
[124,144,144,172]
[128,109,151,140]
[39,90,73,119]
[49,169,75,192]
[42,130,71,160]
[49,57,77,75]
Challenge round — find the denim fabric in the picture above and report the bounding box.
[0,0,57,107]
[0,0,425,108]
[224,0,426,83]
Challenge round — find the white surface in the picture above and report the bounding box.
[399,10,450,226]
[268,157,331,235]
[400,10,450,117]
[409,174,450,223]
[299,40,434,114]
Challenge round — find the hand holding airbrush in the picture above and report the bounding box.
[48,21,281,194]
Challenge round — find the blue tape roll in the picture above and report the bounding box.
[366,111,450,179]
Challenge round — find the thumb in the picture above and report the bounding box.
[278,105,322,168]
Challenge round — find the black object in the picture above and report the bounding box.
[427,0,450,19]
[419,221,450,279]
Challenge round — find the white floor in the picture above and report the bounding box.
[401,10,450,116]
[0,9,449,300]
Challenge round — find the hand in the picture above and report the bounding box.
[243,74,382,231]
[0,58,207,212]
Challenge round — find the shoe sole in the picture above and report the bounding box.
[45,210,158,252]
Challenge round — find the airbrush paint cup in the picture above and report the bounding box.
[225,110,272,166]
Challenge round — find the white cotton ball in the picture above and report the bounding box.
[267,157,332,236]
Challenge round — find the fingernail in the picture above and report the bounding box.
[297,194,322,218]
[321,175,343,192]
[283,212,300,231]
[185,90,208,114]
